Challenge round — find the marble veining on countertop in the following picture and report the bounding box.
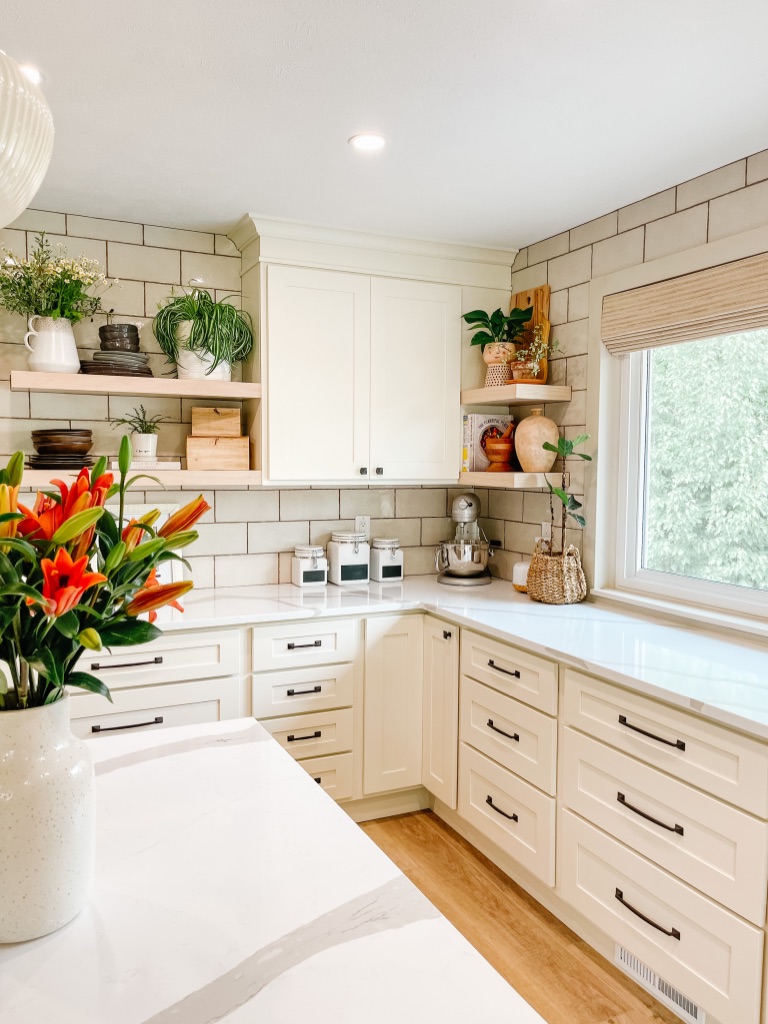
[159,577,768,739]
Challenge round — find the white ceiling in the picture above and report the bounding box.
[4,0,768,249]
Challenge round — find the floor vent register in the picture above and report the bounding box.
[615,944,705,1024]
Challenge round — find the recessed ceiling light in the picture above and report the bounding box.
[348,133,386,152]
[19,64,43,85]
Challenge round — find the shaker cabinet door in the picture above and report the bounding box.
[421,617,459,808]
[265,264,370,481]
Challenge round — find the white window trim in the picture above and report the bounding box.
[585,223,768,636]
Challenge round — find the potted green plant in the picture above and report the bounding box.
[527,434,592,605]
[110,404,171,459]
[462,305,533,386]
[510,324,560,384]
[152,288,254,382]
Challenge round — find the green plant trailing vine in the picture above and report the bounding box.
[152,289,254,373]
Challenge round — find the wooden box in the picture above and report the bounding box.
[186,435,249,471]
[191,406,242,437]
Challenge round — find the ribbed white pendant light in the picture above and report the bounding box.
[0,51,54,229]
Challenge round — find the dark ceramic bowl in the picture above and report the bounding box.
[99,338,141,352]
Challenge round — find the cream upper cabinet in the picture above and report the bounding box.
[263,264,460,483]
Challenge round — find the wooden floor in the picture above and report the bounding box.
[361,811,679,1024]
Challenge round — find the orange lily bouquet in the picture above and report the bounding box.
[0,436,209,710]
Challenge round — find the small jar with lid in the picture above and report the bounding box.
[327,531,370,586]
[370,537,404,582]
[291,545,328,588]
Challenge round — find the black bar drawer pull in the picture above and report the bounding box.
[287,730,321,743]
[487,659,520,679]
[614,888,681,939]
[617,792,684,835]
[287,685,322,697]
[287,640,322,651]
[91,655,163,671]
[618,714,685,751]
[485,795,518,822]
[443,630,452,640]
[314,777,322,784]
[487,718,520,742]
[92,716,163,733]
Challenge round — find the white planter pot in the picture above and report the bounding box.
[175,322,231,381]
[24,316,80,374]
[0,694,94,942]
[131,433,158,459]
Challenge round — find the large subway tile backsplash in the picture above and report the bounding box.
[248,520,309,553]
[108,242,181,284]
[395,488,446,518]
[280,488,340,521]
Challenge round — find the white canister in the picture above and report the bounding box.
[370,537,404,582]
[328,531,370,586]
[291,545,328,587]
[513,559,531,593]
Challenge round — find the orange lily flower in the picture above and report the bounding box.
[158,495,210,539]
[35,547,107,617]
[121,509,161,555]
[126,571,193,622]
[0,483,19,549]
[18,467,114,557]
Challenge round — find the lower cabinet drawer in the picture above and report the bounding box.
[460,628,558,715]
[298,753,354,802]
[70,678,241,739]
[458,742,555,886]
[260,708,353,760]
[460,676,556,794]
[562,728,768,925]
[252,618,356,671]
[251,663,354,718]
[559,810,764,1024]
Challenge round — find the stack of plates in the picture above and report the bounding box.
[80,351,152,377]
[29,429,94,470]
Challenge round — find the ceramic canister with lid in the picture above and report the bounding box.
[370,537,404,582]
[291,545,328,587]
[328,531,370,585]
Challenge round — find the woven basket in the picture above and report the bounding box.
[527,540,587,605]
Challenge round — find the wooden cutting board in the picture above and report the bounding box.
[511,284,551,346]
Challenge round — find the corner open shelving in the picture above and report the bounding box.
[21,468,263,490]
[10,370,262,401]
[460,383,571,406]
[459,471,566,490]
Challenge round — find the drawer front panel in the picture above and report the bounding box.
[563,670,768,817]
[562,728,768,924]
[559,810,763,1024]
[251,663,354,718]
[70,678,240,739]
[460,676,556,794]
[458,742,555,886]
[252,619,356,671]
[460,629,557,714]
[299,753,354,802]
[81,630,240,690]
[260,708,353,760]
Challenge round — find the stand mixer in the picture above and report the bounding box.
[435,492,493,586]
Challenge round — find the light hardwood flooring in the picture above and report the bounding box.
[360,811,679,1024]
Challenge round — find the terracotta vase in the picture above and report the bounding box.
[514,407,559,473]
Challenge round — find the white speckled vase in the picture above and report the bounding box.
[0,694,94,943]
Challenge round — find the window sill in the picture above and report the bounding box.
[591,587,768,643]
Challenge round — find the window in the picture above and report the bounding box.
[616,327,768,617]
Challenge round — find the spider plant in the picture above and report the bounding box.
[109,404,171,435]
[152,289,254,373]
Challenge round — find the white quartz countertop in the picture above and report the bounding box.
[160,577,768,740]
[0,719,544,1024]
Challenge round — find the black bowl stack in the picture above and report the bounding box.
[79,323,153,377]
[28,429,94,470]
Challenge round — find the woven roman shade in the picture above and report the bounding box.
[601,251,768,354]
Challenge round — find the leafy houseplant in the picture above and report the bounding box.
[110,404,171,459]
[543,433,592,554]
[462,305,533,353]
[0,440,209,941]
[153,288,254,382]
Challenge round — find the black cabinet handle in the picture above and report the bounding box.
[375,467,383,475]
[487,718,520,742]
[287,685,322,697]
[614,888,680,940]
[359,467,368,475]
[287,640,322,650]
[287,730,321,742]
[488,658,520,679]
[91,655,163,671]
[617,792,684,835]
[485,795,518,822]
[91,715,163,733]
[443,630,452,639]
[618,714,685,751]
[313,777,322,784]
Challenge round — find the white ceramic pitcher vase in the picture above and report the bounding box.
[24,316,80,374]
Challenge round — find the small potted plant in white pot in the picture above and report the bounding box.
[152,288,254,382]
[462,305,533,386]
[110,404,170,459]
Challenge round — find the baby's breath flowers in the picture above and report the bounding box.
[0,232,114,322]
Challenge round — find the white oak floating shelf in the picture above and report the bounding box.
[10,371,262,401]
[21,469,264,490]
[461,383,571,406]
[460,471,568,490]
